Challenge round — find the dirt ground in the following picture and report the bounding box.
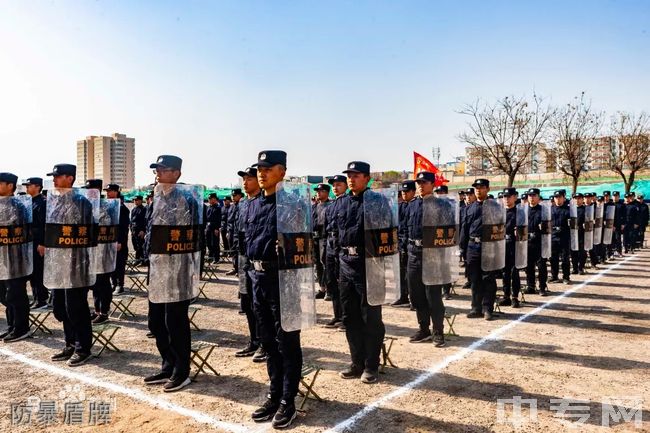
[1,250,649,432]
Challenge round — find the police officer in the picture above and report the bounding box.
[234,167,267,362]
[571,193,587,274]
[524,188,548,296]
[0,172,31,342]
[624,192,640,253]
[636,194,648,248]
[406,171,446,346]
[205,193,222,263]
[46,164,95,366]
[226,189,243,276]
[106,184,130,294]
[245,151,302,428]
[22,177,48,308]
[549,190,571,284]
[584,193,600,268]
[323,175,348,328]
[312,183,332,298]
[221,196,232,255]
[460,187,477,289]
[612,191,625,257]
[460,179,499,320]
[395,180,416,307]
[142,191,154,266]
[335,161,385,383]
[130,195,147,264]
[501,187,521,307]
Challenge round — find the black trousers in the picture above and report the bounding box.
[131,234,145,260]
[52,288,92,354]
[206,229,220,259]
[30,250,49,304]
[241,291,259,346]
[624,227,637,252]
[502,246,521,300]
[526,245,548,290]
[614,229,623,254]
[571,247,586,272]
[148,299,191,379]
[0,277,30,334]
[313,238,325,290]
[398,251,410,302]
[92,273,113,315]
[111,248,128,287]
[339,257,385,371]
[406,252,444,334]
[220,228,230,253]
[249,269,302,402]
[466,243,497,314]
[550,240,571,280]
[325,251,342,320]
[638,225,647,247]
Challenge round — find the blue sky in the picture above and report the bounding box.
[1,0,649,187]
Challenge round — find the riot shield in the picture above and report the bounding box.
[0,195,33,280]
[276,181,316,332]
[94,198,120,274]
[570,200,579,251]
[541,201,552,259]
[584,204,594,251]
[515,203,528,270]
[364,187,401,306]
[602,205,615,245]
[148,184,204,303]
[593,203,604,245]
[481,199,506,272]
[422,195,459,285]
[44,188,99,289]
[237,198,250,295]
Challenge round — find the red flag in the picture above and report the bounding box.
[413,151,448,186]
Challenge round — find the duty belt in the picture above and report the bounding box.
[408,239,423,247]
[553,226,562,232]
[529,233,537,240]
[470,237,481,243]
[504,234,513,241]
[250,260,277,272]
[341,246,359,256]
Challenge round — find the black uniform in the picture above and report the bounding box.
[130,203,147,261]
[397,199,411,303]
[245,192,302,404]
[238,194,260,352]
[460,200,499,315]
[571,205,587,273]
[550,202,571,281]
[405,196,445,337]
[228,201,240,271]
[312,200,330,292]
[502,205,521,301]
[30,193,48,305]
[205,203,222,261]
[613,199,626,255]
[525,203,548,293]
[324,195,344,324]
[221,203,231,254]
[637,200,649,248]
[624,201,640,253]
[110,201,130,289]
[335,189,385,372]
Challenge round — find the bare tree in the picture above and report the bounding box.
[549,92,603,194]
[608,112,650,193]
[459,94,552,187]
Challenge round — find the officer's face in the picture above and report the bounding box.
[416,180,434,196]
[209,197,217,205]
[347,173,369,194]
[107,190,119,199]
[554,195,565,206]
[401,190,415,202]
[475,185,489,200]
[528,194,540,206]
[257,165,285,191]
[577,197,584,205]
[505,194,517,207]
[155,168,181,184]
[467,193,476,203]
[135,198,143,206]
[233,194,242,203]
[317,190,329,201]
[53,174,74,188]
[0,182,14,197]
[242,174,260,195]
[26,184,42,197]
[332,181,347,196]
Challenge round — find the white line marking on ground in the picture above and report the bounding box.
[0,347,250,433]
[325,255,637,433]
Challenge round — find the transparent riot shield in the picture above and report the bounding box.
[593,202,604,245]
[94,198,119,274]
[570,199,579,251]
[422,195,459,285]
[364,187,401,306]
[515,203,528,270]
[481,199,506,272]
[602,205,615,245]
[541,201,552,259]
[584,204,594,251]
[277,181,316,332]
[148,184,204,303]
[0,195,33,280]
[44,188,99,289]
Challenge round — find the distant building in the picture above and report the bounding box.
[465,143,556,176]
[76,133,135,189]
